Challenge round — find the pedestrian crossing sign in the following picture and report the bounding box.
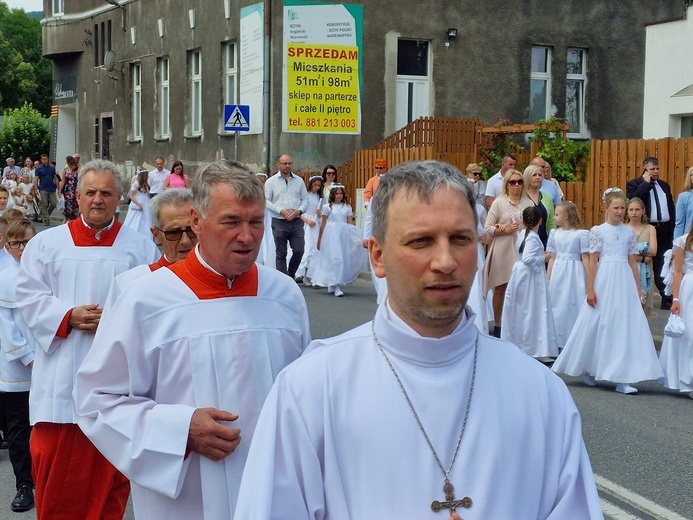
[224,104,250,132]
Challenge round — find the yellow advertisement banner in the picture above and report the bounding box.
[285,43,360,133]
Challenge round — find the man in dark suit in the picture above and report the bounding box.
[626,157,675,309]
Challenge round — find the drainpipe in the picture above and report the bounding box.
[262,0,271,173]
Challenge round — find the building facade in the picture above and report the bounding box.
[643,4,693,139]
[42,0,683,175]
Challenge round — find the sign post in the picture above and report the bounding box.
[223,104,251,160]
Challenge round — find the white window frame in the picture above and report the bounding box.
[529,46,552,123]
[132,63,142,140]
[190,50,202,136]
[158,57,170,138]
[222,42,238,133]
[53,0,64,16]
[566,48,588,138]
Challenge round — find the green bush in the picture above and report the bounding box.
[531,117,590,182]
[0,102,49,162]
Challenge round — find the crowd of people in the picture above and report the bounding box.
[0,152,689,519]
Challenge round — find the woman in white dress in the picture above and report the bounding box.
[501,206,558,358]
[552,188,664,394]
[312,184,368,297]
[546,202,589,348]
[255,173,276,267]
[658,228,693,398]
[122,169,152,237]
[467,210,491,334]
[296,175,324,285]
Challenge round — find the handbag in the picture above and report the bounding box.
[664,313,686,338]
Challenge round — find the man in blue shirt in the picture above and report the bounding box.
[33,154,59,226]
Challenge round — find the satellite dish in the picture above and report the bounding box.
[104,50,118,72]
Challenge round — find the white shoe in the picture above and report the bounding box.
[581,373,597,387]
[688,392,693,399]
[615,384,638,395]
[303,277,312,286]
[328,286,335,293]
[334,288,344,297]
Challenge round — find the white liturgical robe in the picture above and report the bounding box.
[74,249,311,520]
[16,219,159,425]
[235,302,604,519]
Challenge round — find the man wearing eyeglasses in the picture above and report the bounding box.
[15,160,159,520]
[74,160,309,520]
[265,154,309,279]
[103,188,198,308]
[363,158,388,205]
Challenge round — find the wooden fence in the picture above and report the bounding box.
[561,137,693,228]
[333,118,693,229]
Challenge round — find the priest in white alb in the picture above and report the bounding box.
[74,160,311,520]
[103,187,197,308]
[235,161,604,520]
[16,159,159,520]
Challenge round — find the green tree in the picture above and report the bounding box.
[0,2,52,116]
[0,103,50,162]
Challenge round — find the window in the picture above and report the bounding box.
[190,50,202,135]
[682,116,693,138]
[566,48,587,136]
[158,58,170,138]
[529,46,551,123]
[223,43,237,105]
[53,0,64,16]
[397,40,429,76]
[131,63,142,140]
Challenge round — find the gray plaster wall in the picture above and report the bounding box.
[42,0,683,174]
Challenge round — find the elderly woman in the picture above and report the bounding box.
[674,166,693,239]
[465,163,486,207]
[483,169,533,337]
[542,160,564,202]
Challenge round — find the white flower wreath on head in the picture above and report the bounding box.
[602,187,623,202]
[309,175,323,182]
[255,172,268,178]
[330,183,346,190]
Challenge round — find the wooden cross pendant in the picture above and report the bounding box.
[431,480,472,516]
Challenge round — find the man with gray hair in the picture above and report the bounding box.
[236,160,602,520]
[2,157,21,179]
[75,160,310,520]
[103,188,198,308]
[16,159,159,519]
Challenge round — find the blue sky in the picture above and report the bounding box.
[6,0,43,12]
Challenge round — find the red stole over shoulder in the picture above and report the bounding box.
[68,218,123,247]
[149,255,173,271]
[168,250,258,299]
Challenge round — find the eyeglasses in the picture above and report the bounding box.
[7,240,30,249]
[470,171,481,176]
[374,166,385,170]
[325,171,336,175]
[155,227,197,241]
[507,179,524,186]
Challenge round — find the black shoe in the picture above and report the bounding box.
[493,326,501,338]
[11,485,34,512]
[661,300,672,310]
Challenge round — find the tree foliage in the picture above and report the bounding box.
[530,117,591,182]
[0,2,52,116]
[0,103,50,162]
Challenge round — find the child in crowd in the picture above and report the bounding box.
[296,175,324,285]
[0,185,9,216]
[11,187,27,215]
[122,169,152,236]
[0,218,37,512]
[624,197,657,316]
[658,222,693,398]
[553,188,664,394]
[546,202,590,348]
[501,206,558,359]
[312,185,368,297]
